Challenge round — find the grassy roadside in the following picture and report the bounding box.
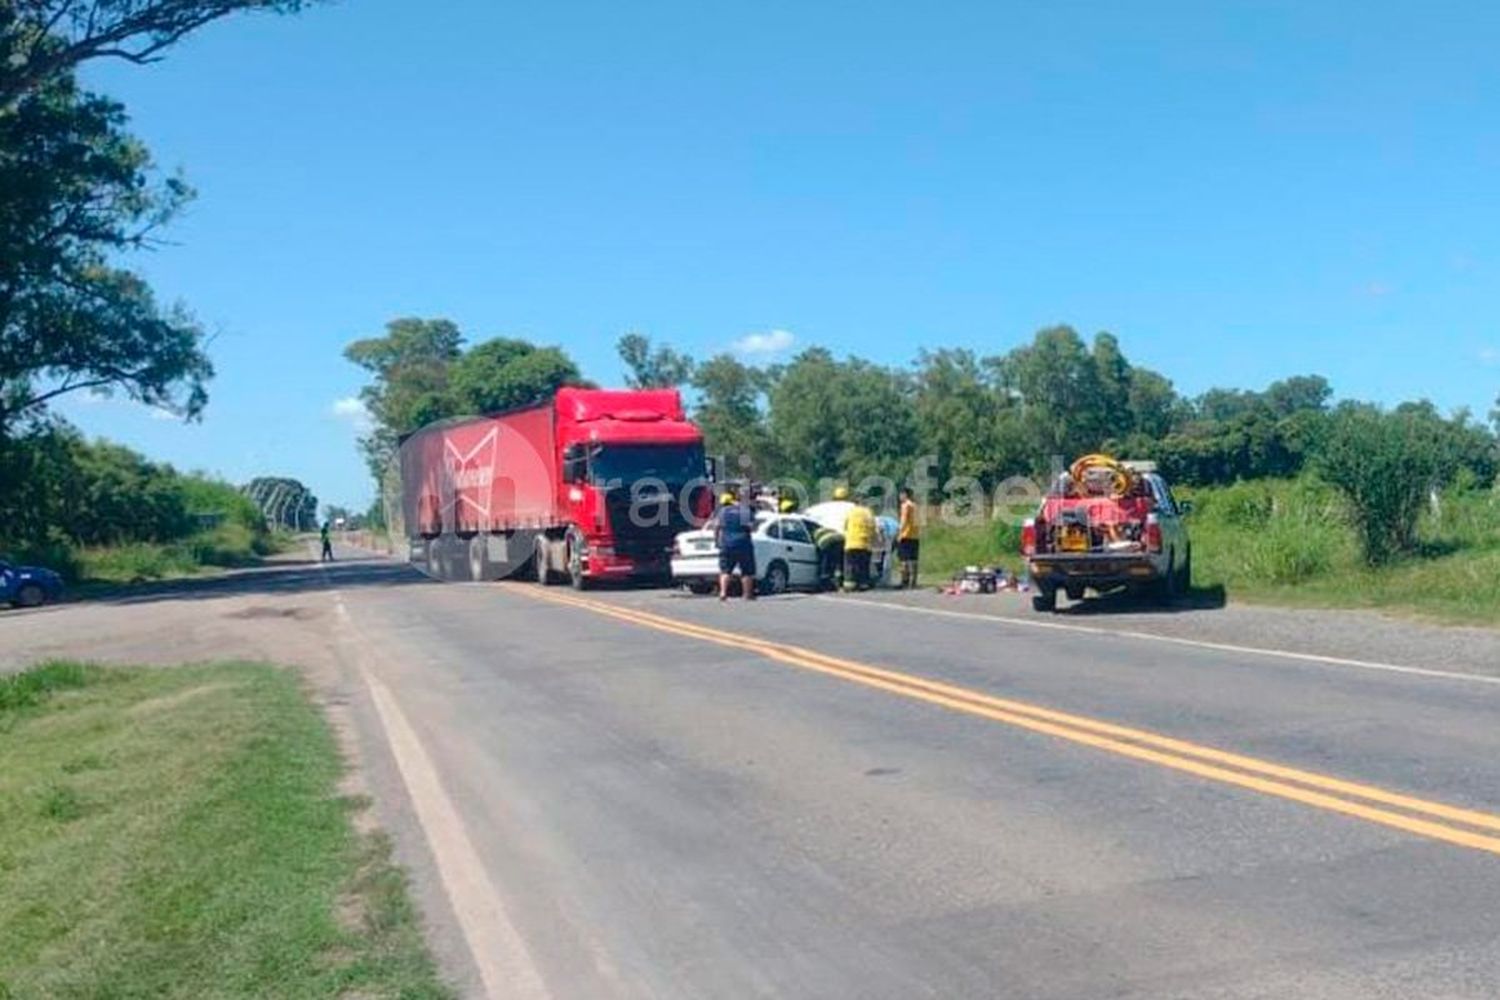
[73,524,299,586]
[913,478,1500,626]
[0,661,450,999]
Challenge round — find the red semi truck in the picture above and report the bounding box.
[397,387,712,586]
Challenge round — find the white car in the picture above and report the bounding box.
[670,512,826,595]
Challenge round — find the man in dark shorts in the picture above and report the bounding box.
[897,486,920,588]
[715,491,757,601]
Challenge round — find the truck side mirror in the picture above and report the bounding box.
[1177,499,1195,516]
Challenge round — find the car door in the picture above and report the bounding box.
[1149,476,1186,566]
[775,517,821,588]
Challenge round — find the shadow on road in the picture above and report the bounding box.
[79,551,434,609]
[1053,583,1229,617]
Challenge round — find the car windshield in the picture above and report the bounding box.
[590,443,705,486]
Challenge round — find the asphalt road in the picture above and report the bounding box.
[8,548,1500,998]
[325,556,1500,1000]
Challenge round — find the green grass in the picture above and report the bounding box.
[75,524,294,586]
[1180,477,1500,625]
[918,515,1024,585]
[0,661,451,1000]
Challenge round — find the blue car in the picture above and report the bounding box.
[0,559,66,608]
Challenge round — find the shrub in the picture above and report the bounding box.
[1316,404,1457,565]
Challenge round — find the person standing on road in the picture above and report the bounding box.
[715,491,757,601]
[842,499,877,592]
[897,486,921,589]
[320,521,334,562]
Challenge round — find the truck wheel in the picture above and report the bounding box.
[468,536,489,582]
[1032,586,1057,613]
[534,538,554,586]
[14,583,45,608]
[761,560,789,596]
[567,539,589,591]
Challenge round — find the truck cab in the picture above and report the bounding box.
[1021,457,1191,612]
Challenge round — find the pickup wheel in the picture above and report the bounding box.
[1064,584,1085,602]
[1157,552,1181,604]
[1032,585,1057,613]
[14,583,45,608]
[1178,547,1192,592]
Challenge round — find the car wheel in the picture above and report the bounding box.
[1032,585,1057,613]
[15,583,45,608]
[762,560,789,596]
[686,580,715,595]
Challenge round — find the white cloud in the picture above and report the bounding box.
[733,329,796,357]
[148,406,179,421]
[1479,347,1500,367]
[1363,281,1393,298]
[330,396,372,430]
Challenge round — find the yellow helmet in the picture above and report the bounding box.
[779,497,797,513]
[720,492,737,506]
[832,485,850,501]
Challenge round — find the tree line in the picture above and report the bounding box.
[343,318,1499,566]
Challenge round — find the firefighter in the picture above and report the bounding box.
[842,499,877,591]
[813,522,844,591]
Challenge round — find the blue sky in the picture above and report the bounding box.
[57,0,1500,511]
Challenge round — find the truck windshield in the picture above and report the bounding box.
[590,443,706,486]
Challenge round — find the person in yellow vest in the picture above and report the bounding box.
[897,486,920,588]
[842,498,877,591]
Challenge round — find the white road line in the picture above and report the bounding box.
[816,596,1500,688]
[361,670,550,1000]
[330,588,549,999]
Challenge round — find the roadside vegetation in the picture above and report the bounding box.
[0,660,450,999]
[0,430,290,584]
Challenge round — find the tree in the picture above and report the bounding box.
[690,353,774,477]
[450,338,581,415]
[343,320,587,486]
[617,333,694,389]
[993,326,1112,467]
[0,69,211,431]
[911,348,1024,492]
[343,318,463,482]
[1,0,316,106]
[1316,403,1457,564]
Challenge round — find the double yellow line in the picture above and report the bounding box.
[519,587,1500,858]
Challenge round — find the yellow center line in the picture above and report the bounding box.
[512,586,1500,858]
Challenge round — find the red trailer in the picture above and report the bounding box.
[398,387,713,586]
